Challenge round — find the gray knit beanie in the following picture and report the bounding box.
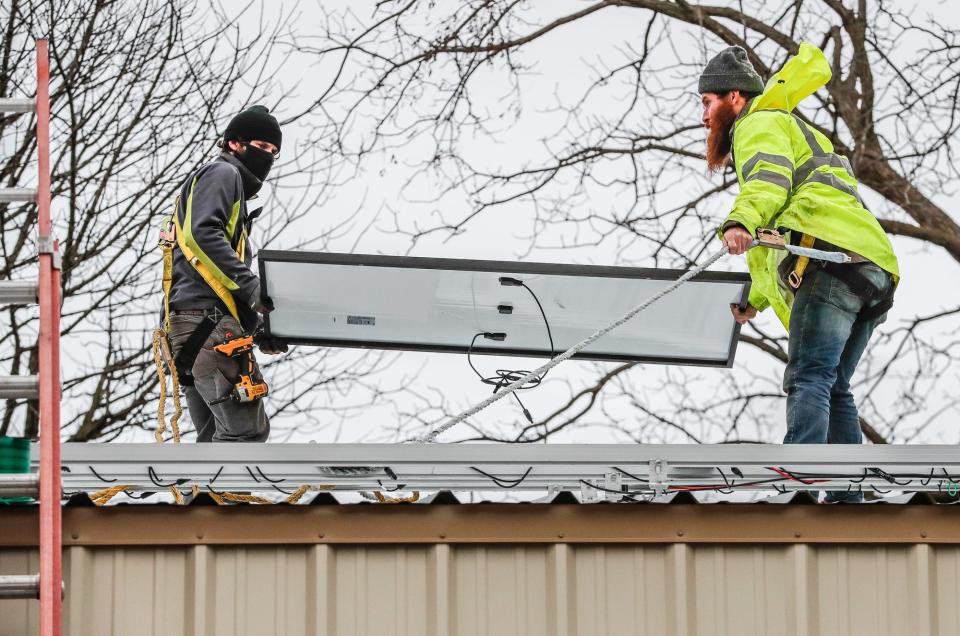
[698,46,764,94]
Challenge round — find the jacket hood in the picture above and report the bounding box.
[748,42,832,114]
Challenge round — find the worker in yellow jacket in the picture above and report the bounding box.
[699,43,899,501]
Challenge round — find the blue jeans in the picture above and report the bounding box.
[783,262,892,502]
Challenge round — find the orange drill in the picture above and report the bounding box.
[211,333,269,404]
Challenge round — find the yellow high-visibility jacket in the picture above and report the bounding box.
[720,42,899,329]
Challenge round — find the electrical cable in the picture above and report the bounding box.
[612,466,649,484]
[88,466,118,483]
[469,465,534,489]
[255,466,286,484]
[464,278,556,423]
[148,465,188,488]
[466,333,541,422]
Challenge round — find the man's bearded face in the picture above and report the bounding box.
[702,93,740,173]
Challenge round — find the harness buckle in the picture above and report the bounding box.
[787,271,803,289]
[158,216,176,249]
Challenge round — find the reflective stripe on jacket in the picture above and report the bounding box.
[720,43,899,329]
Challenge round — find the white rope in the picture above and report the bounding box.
[416,245,733,443]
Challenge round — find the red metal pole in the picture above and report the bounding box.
[36,38,62,636]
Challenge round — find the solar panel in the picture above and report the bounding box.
[258,251,751,366]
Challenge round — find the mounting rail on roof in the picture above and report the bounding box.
[42,443,960,500]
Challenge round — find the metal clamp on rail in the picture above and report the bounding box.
[649,459,668,497]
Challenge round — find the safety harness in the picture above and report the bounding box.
[758,226,895,323]
[152,182,259,443]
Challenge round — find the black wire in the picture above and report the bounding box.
[520,281,555,358]
[850,468,869,484]
[148,466,188,487]
[578,479,652,497]
[377,479,405,492]
[463,279,556,423]
[88,466,118,483]
[613,466,650,483]
[867,467,913,486]
[714,467,735,494]
[253,466,286,484]
[210,465,225,484]
[470,465,533,489]
[466,333,540,421]
[466,334,543,391]
[246,466,261,483]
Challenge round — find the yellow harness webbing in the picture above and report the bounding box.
[788,233,817,289]
[171,211,242,323]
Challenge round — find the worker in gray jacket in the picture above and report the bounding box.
[161,105,287,442]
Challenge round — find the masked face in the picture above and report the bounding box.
[237,142,276,181]
[702,93,741,174]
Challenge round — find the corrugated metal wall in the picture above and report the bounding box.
[3,543,959,636]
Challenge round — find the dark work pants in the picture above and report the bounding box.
[168,313,269,442]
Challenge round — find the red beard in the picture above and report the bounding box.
[706,99,739,173]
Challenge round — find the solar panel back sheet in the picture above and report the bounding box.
[259,251,751,367]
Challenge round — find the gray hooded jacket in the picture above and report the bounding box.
[167,153,262,331]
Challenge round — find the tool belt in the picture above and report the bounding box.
[777,230,894,322]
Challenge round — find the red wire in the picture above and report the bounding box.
[766,466,828,485]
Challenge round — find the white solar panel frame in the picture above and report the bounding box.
[259,251,751,367]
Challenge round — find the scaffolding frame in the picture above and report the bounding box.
[0,39,62,635]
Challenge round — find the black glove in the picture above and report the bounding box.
[253,295,275,315]
[254,330,288,355]
[249,282,275,314]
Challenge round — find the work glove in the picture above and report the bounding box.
[254,330,288,355]
[248,281,275,314]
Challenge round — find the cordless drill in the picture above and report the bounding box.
[210,333,269,404]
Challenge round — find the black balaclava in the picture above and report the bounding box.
[236,144,274,182]
[221,105,282,197]
[221,151,266,199]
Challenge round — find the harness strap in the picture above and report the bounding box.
[787,233,817,289]
[173,210,242,323]
[171,311,222,387]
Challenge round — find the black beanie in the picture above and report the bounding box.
[698,46,764,95]
[222,105,282,150]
